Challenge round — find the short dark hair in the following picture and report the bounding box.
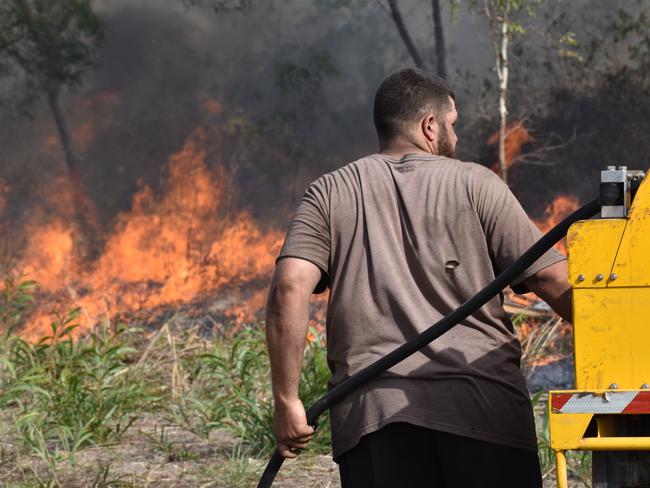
[373,68,455,141]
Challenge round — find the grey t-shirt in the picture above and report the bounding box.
[278,153,564,459]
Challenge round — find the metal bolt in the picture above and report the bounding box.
[609,273,618,281]
[609,383,618,390]
[607,165,617,170]
[642,384,649,389]
[617,165,628,171]
[596,274,604,281]
[577,274,585,282]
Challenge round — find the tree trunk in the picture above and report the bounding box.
[46,81,98,254]
[431,0,447,79]
[46,82,80,175]
[387,0,425,69]
[497,8,509,185]
[16,0,99,255]
[487,0,510,185]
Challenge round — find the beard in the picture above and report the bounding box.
[436,122,456,158]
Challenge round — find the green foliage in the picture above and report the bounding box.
[142,424,200,462]
[532,392,554,478]
[182,0,251,13]
[0,0,103,113]
[612,6,650,66]
[465,0,544,37]
[272,48,339,131]
[532,393,592,485]
[0,276,36,335]
[205,442,264,488]
[0,313,156,455]
[169,325,331,456]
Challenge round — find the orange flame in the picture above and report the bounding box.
[18,126,284,339]
[489,121,534,175]
[534,195,580,254]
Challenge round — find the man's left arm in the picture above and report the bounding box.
[266,257,323,458]
[521,259,572,323]
[469,167,572,322]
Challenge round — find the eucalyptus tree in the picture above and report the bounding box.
[464,0,538,184]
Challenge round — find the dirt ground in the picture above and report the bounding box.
[0,414,590,487]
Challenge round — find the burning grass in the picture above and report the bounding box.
[16,126,284,341]
[0,278,594,487]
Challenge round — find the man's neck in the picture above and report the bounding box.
[379,139,435,159]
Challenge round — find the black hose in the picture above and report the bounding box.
[257,198,601,488]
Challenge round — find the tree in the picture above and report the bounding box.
[484,0,514,184]
[432,0,447,78]
[0,0,103,247]
[468,0,532,184]
[386,0,426,68]
[377,0,449,78]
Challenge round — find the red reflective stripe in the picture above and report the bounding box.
[551,393,574,411]
[622,392,650,414]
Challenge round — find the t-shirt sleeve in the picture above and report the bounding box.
[277,179,331,293]
[469,166,566,294]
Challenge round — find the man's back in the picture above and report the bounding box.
[267,69,568,487]
[279,153,563,458]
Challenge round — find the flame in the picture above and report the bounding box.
[17,126,285,339]
[489,121,534,175]
[21,220,76,290]
[534,195,580,254]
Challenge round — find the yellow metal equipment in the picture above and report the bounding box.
[549,168,650,487]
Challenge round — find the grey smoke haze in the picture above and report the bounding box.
[0,0,492,223]
[0,0,648,235]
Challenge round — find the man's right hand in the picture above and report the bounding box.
[273,398,315,458]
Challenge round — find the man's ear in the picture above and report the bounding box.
[421,113,438,142]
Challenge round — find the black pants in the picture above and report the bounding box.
[338,422,542,488]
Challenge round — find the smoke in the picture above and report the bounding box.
[1,0,649,249]
[0,0,496,228]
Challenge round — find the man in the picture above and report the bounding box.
[265,68,570,487]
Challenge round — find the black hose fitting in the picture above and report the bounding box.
[599,182,624,207]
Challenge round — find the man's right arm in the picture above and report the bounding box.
[266,257,322,458]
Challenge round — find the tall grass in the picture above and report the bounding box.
[0,276,36,334]
[168,324,331,456]
[0,313,157,454]
[0,279,159,463]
